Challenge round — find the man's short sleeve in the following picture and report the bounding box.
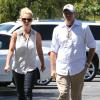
[49,27,60,54]
[85,25,96,48]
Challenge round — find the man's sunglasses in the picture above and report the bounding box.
[22,18,32,22]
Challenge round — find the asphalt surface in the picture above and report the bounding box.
[0,74,100,100]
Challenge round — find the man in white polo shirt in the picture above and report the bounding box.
[49,4,96,100]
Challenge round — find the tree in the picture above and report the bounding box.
[0,0,26,23]
[75,0,100,20]
[31,0,82,19]
[0,0,99,23]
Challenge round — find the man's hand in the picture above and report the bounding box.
[51,70,56,80]
[85,63,90,68]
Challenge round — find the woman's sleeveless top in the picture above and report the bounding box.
[12,27,37,74]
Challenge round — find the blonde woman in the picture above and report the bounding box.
[4,7,45,100]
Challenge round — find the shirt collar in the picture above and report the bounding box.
[20,27,32,37]
[62,19,81,28]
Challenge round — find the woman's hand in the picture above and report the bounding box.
[4,65,11,72]
[40,65,45,72]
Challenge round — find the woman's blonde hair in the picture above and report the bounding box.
[19,7,33,18]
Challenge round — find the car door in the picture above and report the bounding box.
[0,33,12,82]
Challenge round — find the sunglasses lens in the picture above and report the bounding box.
[22,18,32,22]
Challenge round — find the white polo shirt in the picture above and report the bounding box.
[50,20,96,76]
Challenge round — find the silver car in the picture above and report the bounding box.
[0,20,100,86]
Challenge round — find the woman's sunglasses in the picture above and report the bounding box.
[22,18,32,22]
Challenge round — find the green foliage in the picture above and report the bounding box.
[31,0,82,19]
[75,0,100,21]
[0,0,100,23]
[31,0,63,19]
[0,0,26,23]
[74,3,85,20]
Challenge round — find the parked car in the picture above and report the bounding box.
[0,20,100,86]
[82,21,100,81]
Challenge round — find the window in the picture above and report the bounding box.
[89,25,100,40]
[31,24,57,40]
[0,35,10,49]
[0,24,14,32]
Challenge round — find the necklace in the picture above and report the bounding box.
[66,26,73,39]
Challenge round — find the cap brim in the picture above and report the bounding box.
[63,9,74,13]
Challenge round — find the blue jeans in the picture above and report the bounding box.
[12,70,37,100]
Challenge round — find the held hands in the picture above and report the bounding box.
[4,65,11,72]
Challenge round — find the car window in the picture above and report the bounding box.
[0,24,14,32]
[89,25,100,40]
[0,34,10,49]
[31,25,57,40]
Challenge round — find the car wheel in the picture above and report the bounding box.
[36,68,52,85]
[36,78,52,85]
[84,62,97,81]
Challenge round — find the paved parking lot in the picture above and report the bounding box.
[0,74,100,100]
